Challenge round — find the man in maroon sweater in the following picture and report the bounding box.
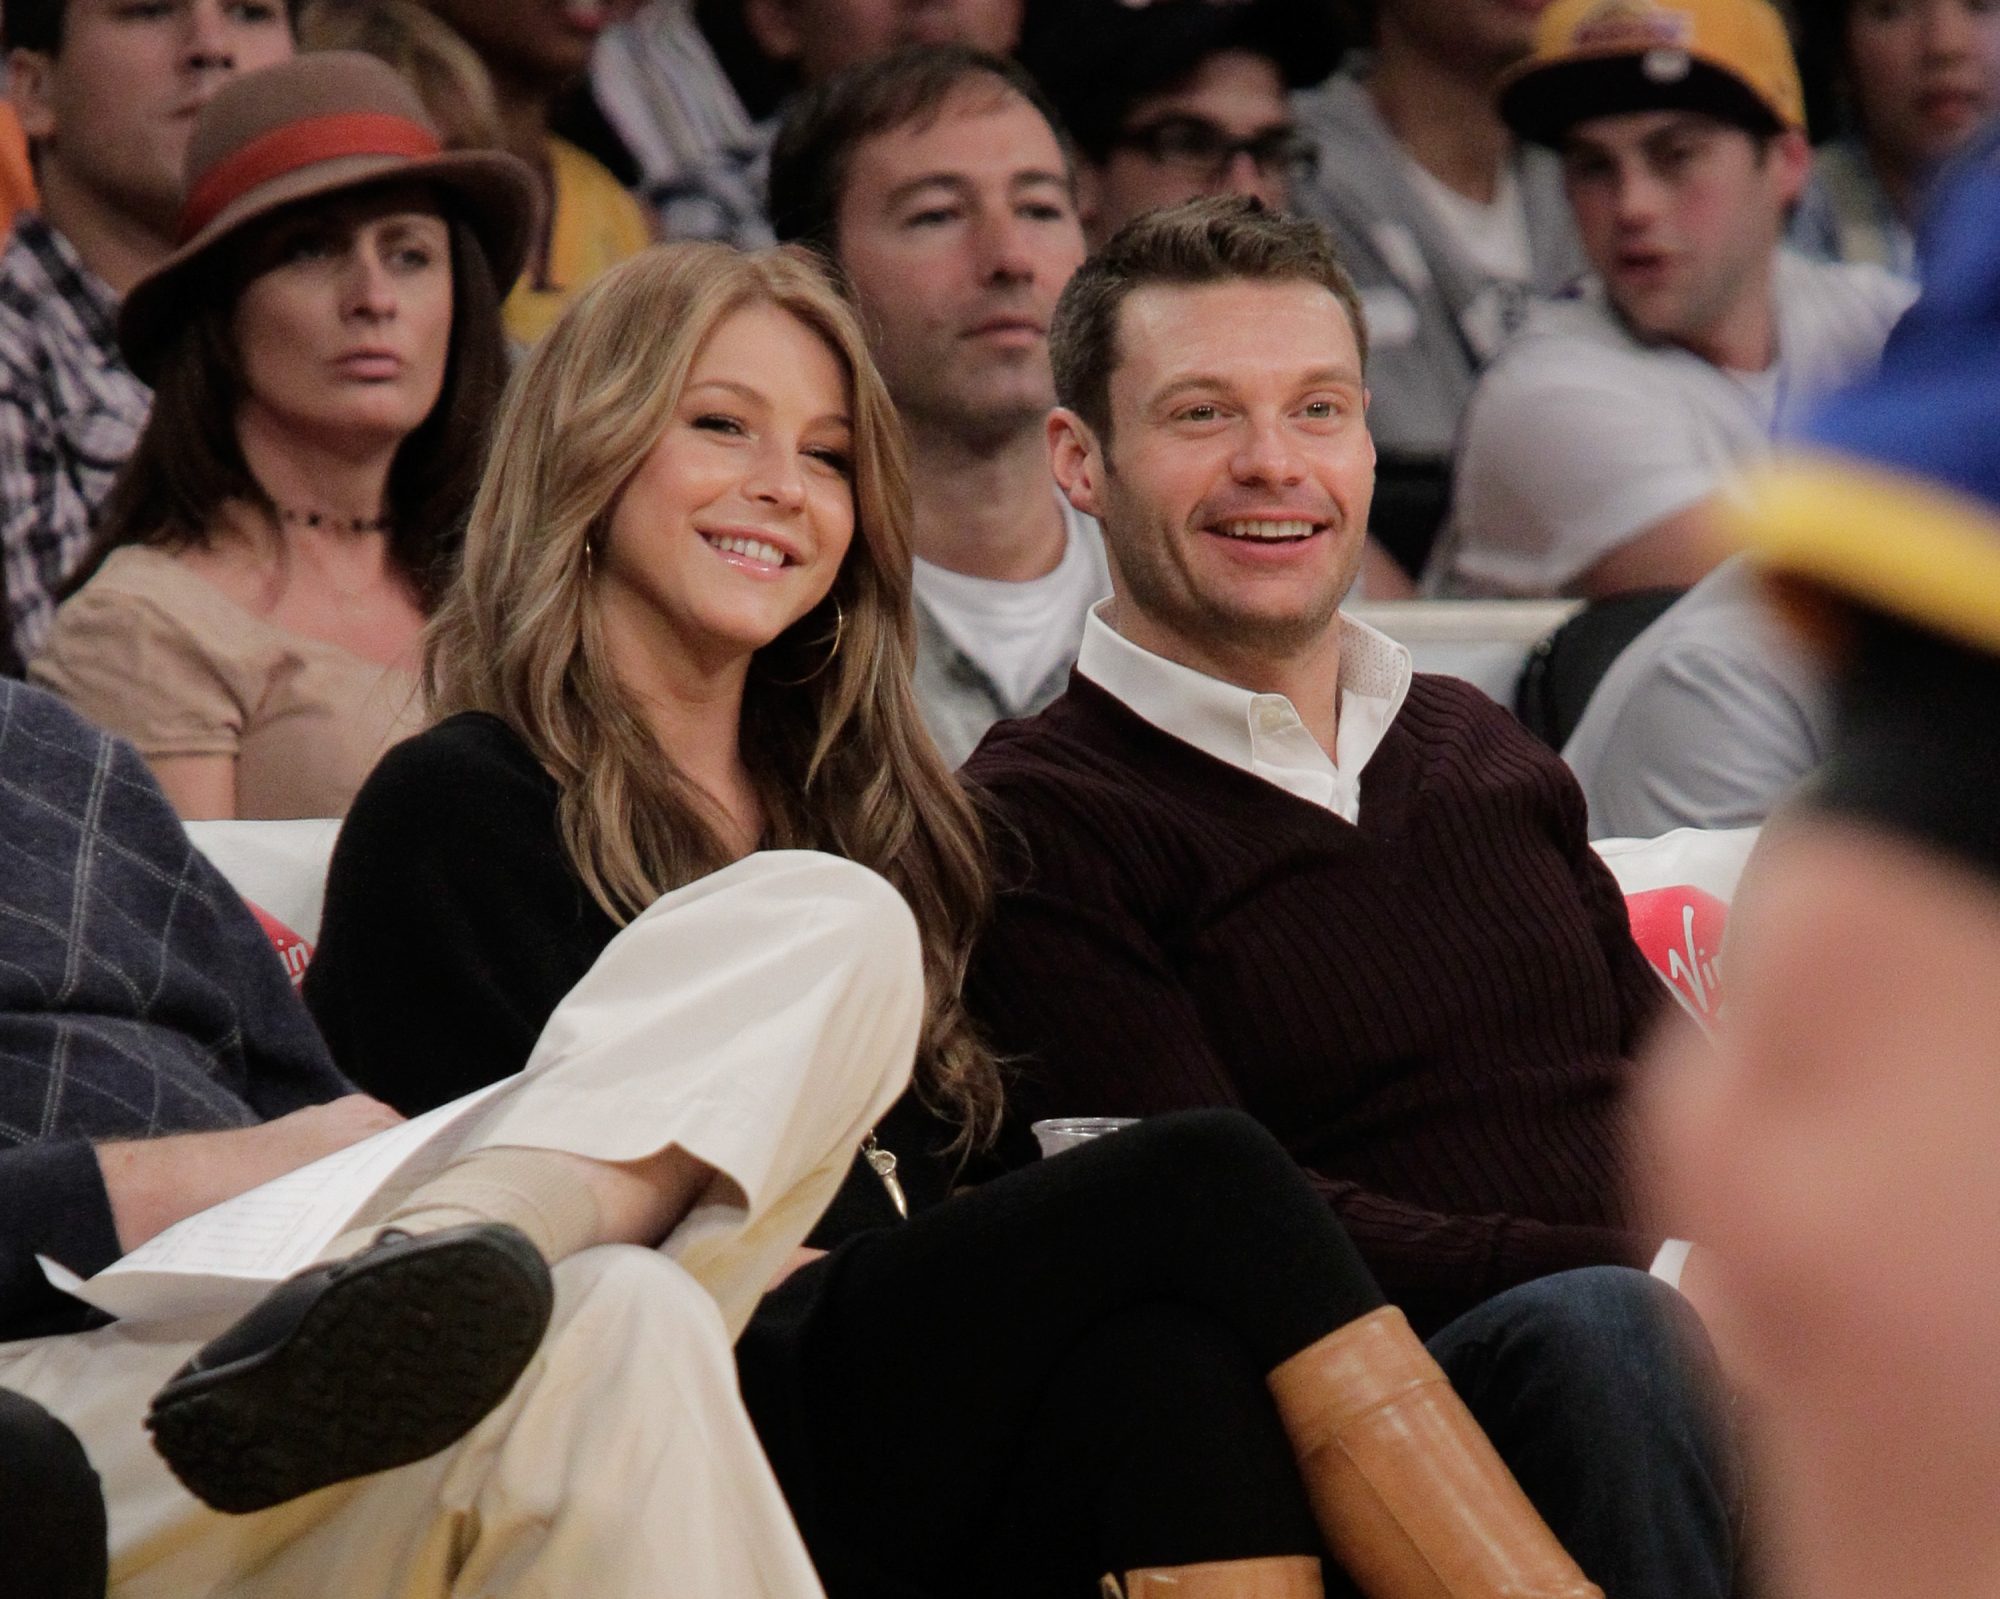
[962,197,1739,1598]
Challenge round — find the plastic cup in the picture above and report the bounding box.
[1030,1116,1140,1158]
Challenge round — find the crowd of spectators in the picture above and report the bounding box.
[1,0,1997,1596]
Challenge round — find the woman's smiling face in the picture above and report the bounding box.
[596,301,858,680]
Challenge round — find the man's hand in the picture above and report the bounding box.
[248,1095,405,1174]
[100,1095,404,1252]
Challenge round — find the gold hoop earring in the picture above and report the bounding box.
[768,597,845,686]
[584,539,596,583]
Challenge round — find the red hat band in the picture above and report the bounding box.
[179,111,443,243]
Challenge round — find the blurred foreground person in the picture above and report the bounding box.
[1645,150,2000,1599]
[33,54,521,819]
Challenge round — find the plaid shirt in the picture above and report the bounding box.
[0,681,347,1338]
[589,0,777,250]
[0,214,151,666]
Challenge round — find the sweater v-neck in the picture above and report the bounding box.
[996,671,1429,847]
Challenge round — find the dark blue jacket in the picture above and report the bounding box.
[0,682,348,1340]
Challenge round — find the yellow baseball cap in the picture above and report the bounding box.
[1497,0,1806,147]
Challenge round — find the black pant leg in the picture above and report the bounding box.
[978,1302,1332,1596]
[743,1109,1384,1596]
[0,1387,108,1599]
[855,1109,1384,1363]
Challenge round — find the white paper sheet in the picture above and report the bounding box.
[42,1079,516,1324]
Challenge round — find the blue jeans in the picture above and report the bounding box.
[1429,1266,1743,1599]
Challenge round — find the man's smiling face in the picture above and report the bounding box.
[1055,276,1375,675]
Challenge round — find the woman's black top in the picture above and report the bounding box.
[303,709,963,1238]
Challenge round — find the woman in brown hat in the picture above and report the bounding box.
[31,50,533,821]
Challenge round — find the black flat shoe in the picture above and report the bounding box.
[146,1223,553,1514]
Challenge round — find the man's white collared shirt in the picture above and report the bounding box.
[1074,603,1414,824]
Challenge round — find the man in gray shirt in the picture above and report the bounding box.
[769,46,1110,766]
[1563,554,1831,839]
[1289,0,1586,507]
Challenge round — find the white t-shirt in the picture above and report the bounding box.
[912,495,1108,711]
[1433,251,1915,597]
[1404,156,1534,286]
[1403,155,1534,361]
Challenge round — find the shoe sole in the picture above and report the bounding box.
[147,1229,553,1514]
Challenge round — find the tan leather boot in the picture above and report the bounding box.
[1266,1306,1602,1599]
[1101,1556,1326,1596]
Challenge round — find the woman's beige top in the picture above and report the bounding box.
[32,546,424,819]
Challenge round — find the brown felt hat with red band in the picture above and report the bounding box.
[119,51,537,382]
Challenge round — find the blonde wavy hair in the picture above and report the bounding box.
[427,242,1003,1148]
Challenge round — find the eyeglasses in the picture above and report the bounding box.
[1110,116,1320,185]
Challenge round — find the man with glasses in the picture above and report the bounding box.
[1019,0,1341,246]
[1021,0,1412,597]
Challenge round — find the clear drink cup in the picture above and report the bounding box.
[1030,1116,1140,1158]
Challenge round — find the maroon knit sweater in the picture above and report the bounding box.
[964,670,1666,1331]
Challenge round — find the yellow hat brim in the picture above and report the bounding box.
[1725,455,2000,656]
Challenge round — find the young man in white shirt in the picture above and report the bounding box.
[767,46,1105,765]
[1434,0,1915,600]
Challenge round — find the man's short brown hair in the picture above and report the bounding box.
[1049,197,1368,440]
[768,43,1072,256]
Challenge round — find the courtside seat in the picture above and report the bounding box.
[1348,599,1582,703]
[185,818,342,982]
[186,818,1765,1022]
[1595,827,1760,1024]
